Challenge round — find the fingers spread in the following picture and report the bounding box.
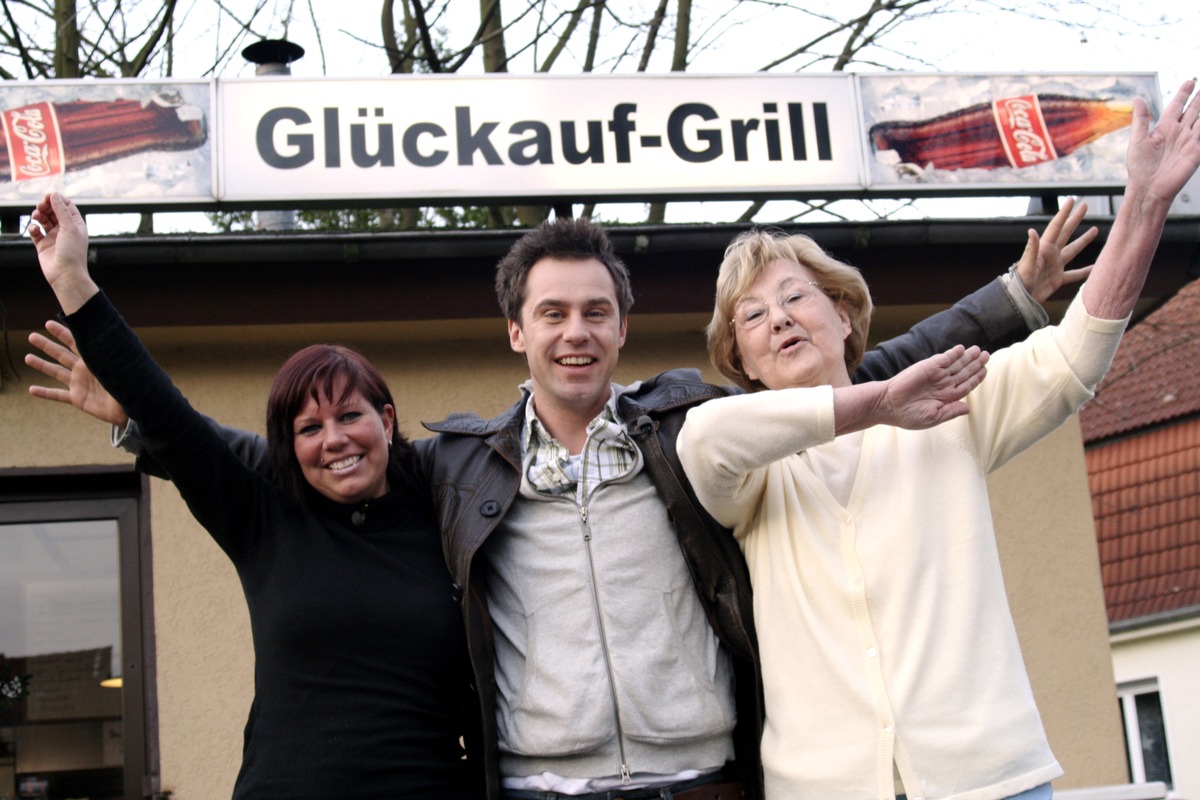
[1132,96,1151,139]
[1061,265,1094,286]
[27,385,70,404]
[948,347,988,391]
[1061,226,1099,260]
[27,331,75,367]
[1174,79,1197,115]
[1160,80,1193,123]
[1042,197,1074,241]
[958,364,987,395]
[1055,199,1089,245]
[45,319,76,347]
[24,353,69,383]
[936,400,971,424]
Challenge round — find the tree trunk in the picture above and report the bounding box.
[480,0,508,72]
[383,0,419,74]
[647,0,691,224]
[583,0,605,72]
[400,208,422,229]
[670,0,690,71]
[54,0,81,77]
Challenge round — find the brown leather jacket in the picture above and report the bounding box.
[419,370,760,799]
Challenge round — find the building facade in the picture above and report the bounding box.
[1083,277,1200,800]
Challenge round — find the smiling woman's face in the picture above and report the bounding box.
[291,380,395,505]
[733,259,854,391]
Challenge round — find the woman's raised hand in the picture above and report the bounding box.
[879,345,990,430]
[28,193,99,315]
[26,319,130,427]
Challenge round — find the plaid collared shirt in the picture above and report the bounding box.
[520,383,641,505]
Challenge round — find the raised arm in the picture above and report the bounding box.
[855,198,1096,383]
[678,344,988,527]
[1080,80,1200,320]
[29,193,97,314]
[29,192,276,553]
[27,316,272,478]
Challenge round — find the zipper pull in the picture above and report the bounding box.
[580,505,588,524]
[620,764,631,784]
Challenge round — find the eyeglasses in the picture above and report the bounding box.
[730,281,823,330]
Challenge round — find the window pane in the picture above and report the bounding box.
[0,519,124,799]
[1134,691,1174,788]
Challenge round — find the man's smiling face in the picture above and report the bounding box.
[508,256,627,430]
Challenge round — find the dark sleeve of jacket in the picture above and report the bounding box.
[119,417,272,480]
[853,276,1030,383]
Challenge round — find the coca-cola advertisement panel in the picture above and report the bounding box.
[0,79,213,206]
[860,73,1160,191]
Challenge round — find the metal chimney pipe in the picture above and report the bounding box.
[243,39,305,231]
[242,38,305,75]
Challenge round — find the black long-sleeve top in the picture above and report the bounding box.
[66,292,480,800]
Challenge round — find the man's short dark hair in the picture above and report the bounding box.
[495,218,635,324]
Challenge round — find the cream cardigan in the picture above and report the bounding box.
[678,294,1126,800]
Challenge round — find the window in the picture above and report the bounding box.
[1117,679,1174,789]
[0,470,155,800]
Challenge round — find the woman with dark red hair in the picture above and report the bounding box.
[27,192,481,800]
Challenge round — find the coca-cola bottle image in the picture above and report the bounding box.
[869,94,1134,172]
[0,92,206,182]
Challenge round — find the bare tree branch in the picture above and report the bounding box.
[382,0,403,72]
[124,0,180,76]
[305,0,328,74]
[737,200,766,223]
[636,0,667,72]
[1,0,40,77]
[582,0,603,71]
[409,0,444,71]
[538,0,592,72]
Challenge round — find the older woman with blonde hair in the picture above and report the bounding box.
[706,232,875,392]
[678,81,1200,800]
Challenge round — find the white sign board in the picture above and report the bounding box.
[216,74,863,202]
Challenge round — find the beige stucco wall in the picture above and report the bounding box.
[1,313,1125,798]
[988,417,1128,788]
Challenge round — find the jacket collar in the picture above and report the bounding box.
[421,368,731,439]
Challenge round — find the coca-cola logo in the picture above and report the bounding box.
[993,96,1058,168]
[2,103,65,180]
[12,110,53,176]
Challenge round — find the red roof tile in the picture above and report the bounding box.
[1085,417,1200,624]
[1080,276,1200,443]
